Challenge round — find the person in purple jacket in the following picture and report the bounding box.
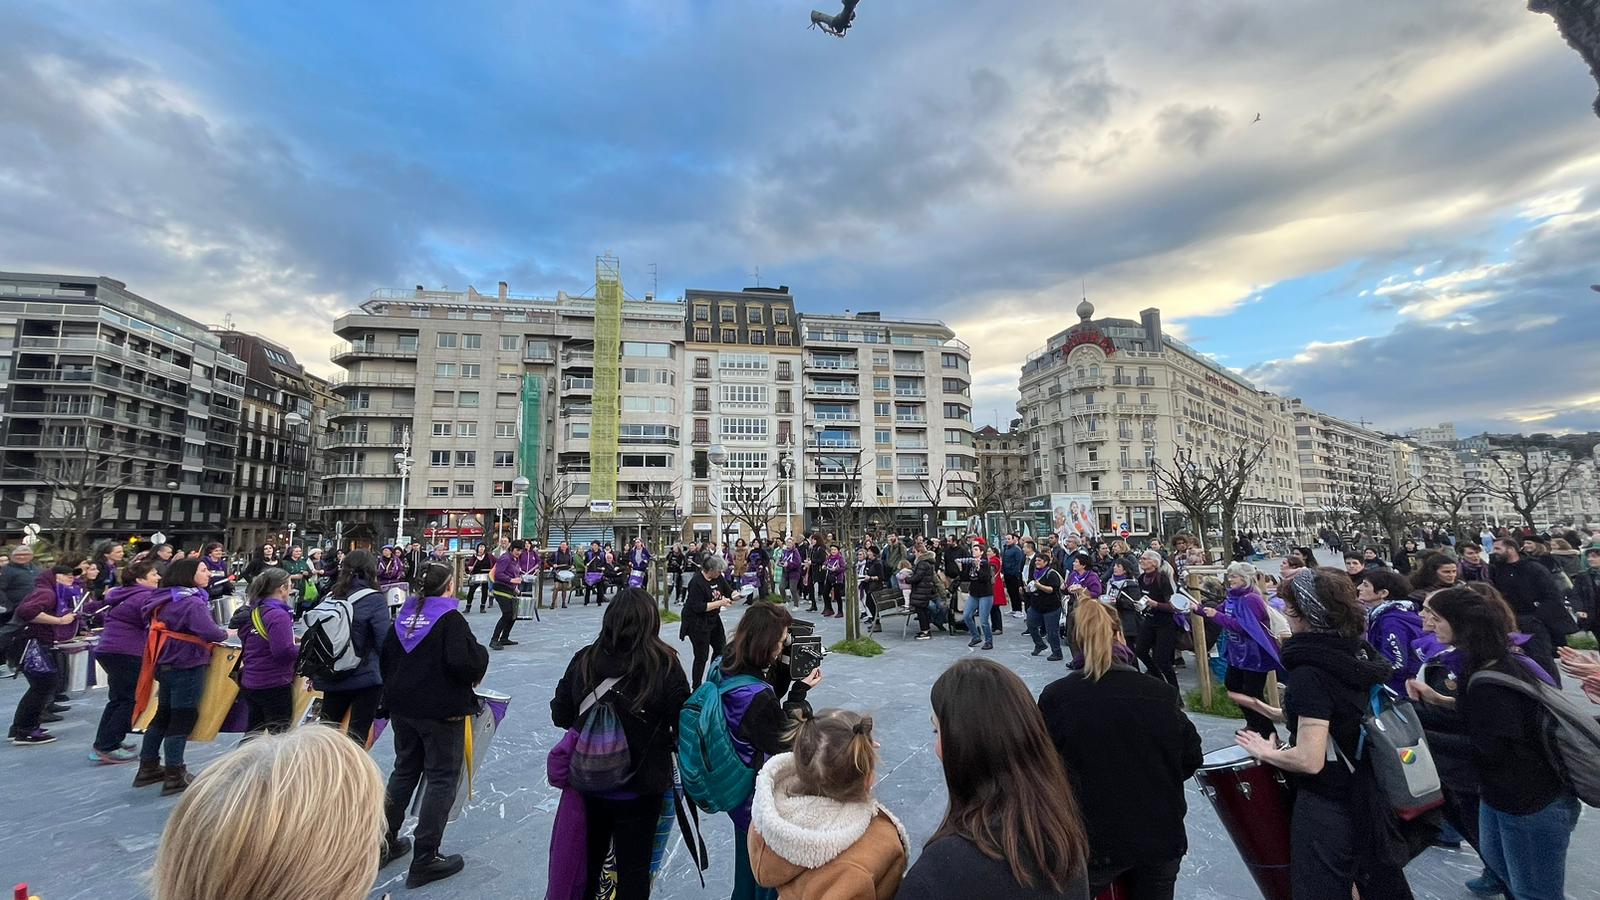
[489,538,531,650]
[84,559,163,763]
[228,569,300,733]
[8,561,83,747]
[1202,562,1285,740]
[1358,567,1424,696]
[132,557,228,795]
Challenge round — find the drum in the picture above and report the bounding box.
[470,573,490,584]
[1092,877,1131,900]
[555,568,575,584]
[290,677,318,726]
[190,643,244,742]
[1192,745,1293,900]
[384,585,409,611]
[58,639,95,693]
[210,590,241,628]
[516,581,540,621]
[628,569,646,589]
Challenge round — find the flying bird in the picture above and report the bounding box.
[1252,113,1262,124]
[810,0,861,37]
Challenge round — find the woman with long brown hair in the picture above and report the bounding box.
[899,657,1090,899]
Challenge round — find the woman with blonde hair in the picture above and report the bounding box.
[150,725,385,900]
[1039,599,1201,898]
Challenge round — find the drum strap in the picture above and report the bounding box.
[131,608,215,726]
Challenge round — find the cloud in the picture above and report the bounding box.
[1154,104,1231,156]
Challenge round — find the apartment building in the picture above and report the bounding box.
[323,272,683,549]
[1389,436,1463,521]
[1405,422,1458,447]
[1288,399,1396,527]
[1460,446,1600,528]
[304,374,340,545]
[1017,301,1301,538]
[975,424,1028,486]
[213,330,319,551]
[0,273,244,548]
[798,311,976,537]
[681,287,804,543]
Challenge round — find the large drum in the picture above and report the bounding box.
[190,643,244,742]
[58,639,95,693]
[517,575,541,621]
[210,590,241,628]
[383,584,409,612]
[1192,746,1293,900]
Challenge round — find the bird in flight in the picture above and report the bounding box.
[810,0,861,37]
[1252,113,1262,124]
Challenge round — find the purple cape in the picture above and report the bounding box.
[1229,587,1285,674]
[394,595,457,653]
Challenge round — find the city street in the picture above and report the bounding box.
[2,591,1595,899]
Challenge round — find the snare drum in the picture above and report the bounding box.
[555,568,575,584]
[1192,745,1293,900]
[384,584,409,610]
[58,639,95,693]
[433,689,513,822]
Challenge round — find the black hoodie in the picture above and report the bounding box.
[1279,632,1393,800]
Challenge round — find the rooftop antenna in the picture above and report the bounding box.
[751,265,762,288]
[222,313,235,331]
[648,263,659,298]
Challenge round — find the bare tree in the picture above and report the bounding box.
[812,455,869,643]
[528,479,576,550]
[1152,443,1271,561]
[912,466,962,539]
[632,479,680,606]
[2,446,138,558]
[1356,480,1421,551]
[1480,446,1585,530]
[548,486,589,549]
[1418,477,1485,547]
[725,468,782,541]
[954,466,1028,539]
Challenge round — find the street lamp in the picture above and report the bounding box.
[922,511,930,539]
[708,443,727,549]
[779,453,794,540]
[512,474,531,540]
[394,427,414,546]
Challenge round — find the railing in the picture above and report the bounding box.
[692,401,710,412]
[1113,376,1133,386]
[16,336,192,380]
[1075,459,1111,472]
[812,412,859,422]
[807,357,858,370]
[693,367,711,379]
[896,467,930,477]
[892,363,923,372]
[11,368,189,404]
[1136,377,1157,386]
[1,433,184,462]
[894,415,927,424]
[893,442,929,450]
[340,401,416,415]
[814,492,848,503]
[806,438,862,450]
[329,371,417,388]
[562,377,595,391]
[807,383,859,395]
[1112,403,1159,416]
[774,402,794,414]
[561,350,594,364]
[893,388,926,397]
[1114,489,1156,501]
[329,341,419,360]
[326,462,403,477]
[692,431,710,444]
[1075,403,1107,416]
[561,405,593,417]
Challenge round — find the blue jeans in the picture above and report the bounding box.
[1479,796,1579,900]
[140,664,206,766]
[1027,607,1061,656]
[963,593,993,643]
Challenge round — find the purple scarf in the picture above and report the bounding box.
[1226,586,1285,674]
[1411,632,1557,687]
[394,595,457,653]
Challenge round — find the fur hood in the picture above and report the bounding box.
[750,752,909,872]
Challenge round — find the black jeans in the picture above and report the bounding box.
[1088,856,1182,900]
[384,714,466,859]
[321,683,383,745]
[1004,573,1024,625]
[1135,620,1179,688]
[140,664,204,766]
[243,683,295,733]
[689,619,727,688]
[1225,666,1275,739]
[464,579,492,612]
[93,651,143,752]
[491,586,518,645]
[10,652,60,737]
[584,793,664,900]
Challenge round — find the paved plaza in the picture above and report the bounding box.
[3,594,1596,899]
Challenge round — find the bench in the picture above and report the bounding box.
[870,588,915,638]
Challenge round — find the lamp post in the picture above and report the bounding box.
[394,427,414,546]
[922,511,930,540]
[779,453,794,540]
[512,474,531,540]
[283,411,306,543]
[708,443,727,549]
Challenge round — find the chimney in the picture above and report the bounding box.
[1140,308,1163,351]
[497,281,508,301]
[414,284,425,297]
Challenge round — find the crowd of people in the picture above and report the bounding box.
[0,519,1596,899]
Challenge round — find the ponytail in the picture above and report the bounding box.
[418,562,453,598]
[789,709,878,804]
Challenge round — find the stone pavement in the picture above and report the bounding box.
[1,593,1595,899]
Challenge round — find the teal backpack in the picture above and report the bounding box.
[677,667,768,813]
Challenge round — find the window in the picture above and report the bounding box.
[945,454,975,471]
[693,387,710,410]
[775,330,792,346]
[875,428,891,446]
[720,417,768,441]
[750,331,765,345]
[620,453,672,468]
[432,423,452,437]
[721,328,738,342]
[747,307,763,324]
[694,327,711,342]
[873,351,889,366]
[941,353,966,370]
[622,368,654,384]
[622,396,674,414]
[496,392,516,408]
[429,450,450,467]
[773,308,788,324]
[460,364,481,378]
[877,455,894,472]
[435,363,457,377]
[568,422,591,440]
[497,365,519,381]
[1083,392,1096,405]
[1140,393,1150,404]
[873,376,890,391]
[720,384,767,405]
[725,450,769,470]
[433,390,453,406]
[455,451,477,467]
[455,482,475,497]
[622,341,672,358]
[620,423,678,442]
[493,480,514,497]
[500,334,520,351]
[776,361,792,380]
[397,334,420,350]
[873,401,891,417]
[657,369,674,385]
[720,306,736,323]
[719,353,769,372]
[943,403,971,421]
[428,482,449,497]
[944,429,966,444]
[693,304,710,321]
[458,391,480,407]
[496,423,516,438]
[437,333,457,348]
[1089,476,1101,491]
[450,422,474,438]
[943,378,968,395]
[462,334,482,349]
[494,451,515,468]
[694,357,711,378]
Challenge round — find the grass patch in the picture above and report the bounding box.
[1569,632,1597,652]
[1186,688,1244,719]
[660,609,681,624]
[828,636,885,658]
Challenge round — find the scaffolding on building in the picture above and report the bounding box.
[589,255,623,512]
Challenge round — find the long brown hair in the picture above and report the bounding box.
[721,601,793,675]
[929,658,1088,891]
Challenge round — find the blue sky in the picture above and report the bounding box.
[2,1,1597,434]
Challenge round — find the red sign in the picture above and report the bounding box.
[1059,329,1116,358]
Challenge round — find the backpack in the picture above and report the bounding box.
[1468,669,1600,807]
[296,588,375,681]
[677,669,768,813]
[568,676,632,793]
[1345,688,1443,821]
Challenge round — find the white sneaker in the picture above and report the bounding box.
[1010,611,1025,619]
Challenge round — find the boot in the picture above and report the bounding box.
[379,835,412,868]
[132,759,165,788]
[160,764,192,796]
[406,852,465,889]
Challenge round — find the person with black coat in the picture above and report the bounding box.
[1132,551,1179,688]
[463,543,494,614]
[1489,537,1569,682]
[378,562,490,890]
[552,589,690,899]
[665,544,688,606]
[1027,553,1067,661]
[315,550,391,745]
[1040,599,1202,898]
[1233,568,1414,900]
[907,551,940,639]
[683,553,737,688]
[807,535,827,612]
[960,538,996,650]
[859,547,887,632]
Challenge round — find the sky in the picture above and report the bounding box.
[2,1,1597,436]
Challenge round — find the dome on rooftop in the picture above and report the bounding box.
[1076,298,1094,322]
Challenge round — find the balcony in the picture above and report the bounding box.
[806,356,858,371]
[561,405,593,417]
[805,382,859,397]
[893,441,929,450]
[326,462,403,477]
[562,376,595,393]
[1074,403,1107,416]
[896,466,930,477]
[892,363,924,372]
[892,388,926,397]
[692,430,710,444]
[692,400,711,412]
[813,492,848,504]
[1112,403,1159,416]
[691,501,711,515]
[693,366,711,379]
[561,349,594,366]
[893,415,927,425]
[1076,459,1111,472]
[1112,376,1133,386]
[805,438,863,451]
[775,402,794,414]
[328,371,416,389]
[16,335,192,380]
[1066,373,1107,390]
[1114,489,1156,502]
[812,411,860,422]
[326,431,408,449]
[330,340,419,363]
[339,401,416,416]
[1136,377,1157,386]
[1,433,184,462]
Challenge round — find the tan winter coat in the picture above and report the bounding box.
[748,752,909,900]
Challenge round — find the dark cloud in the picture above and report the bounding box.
[1154,103,1231,156]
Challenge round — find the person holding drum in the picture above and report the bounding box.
[551,588,691,899]
[899,657,1090,899]
[378,562,490,889]
[1040,600,1201,899]
[1232,567,1414,900]
[87,559,163,763]
[229,569,300,733]
[488,539,529,650]
[133,557,229,794]
[549,540,577,609]
[376,545,408,602]
[1199,561,1284,740]
[8,561,83,747]
[1132,550,1181,689]
[463,542,495,613]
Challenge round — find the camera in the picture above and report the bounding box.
[788,635,826,682]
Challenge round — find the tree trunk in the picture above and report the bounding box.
[1221,510,1237,563]
[843,526,860,642]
